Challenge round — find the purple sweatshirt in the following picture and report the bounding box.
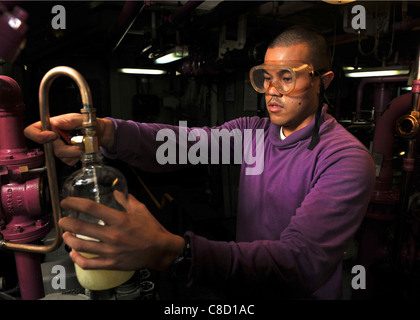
[101,106,375,299]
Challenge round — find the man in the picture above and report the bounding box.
[25,26,375,299]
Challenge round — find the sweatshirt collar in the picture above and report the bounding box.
[268,104,328,149]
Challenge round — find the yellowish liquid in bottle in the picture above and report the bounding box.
[74,252,135,291]
[62,152,135,291]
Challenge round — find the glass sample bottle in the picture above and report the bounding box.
[62,151,135,291]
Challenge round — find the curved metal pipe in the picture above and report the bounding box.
[355,75,409,121]
[1,66,93,253]
[372,93,412,194]
[393,44,420,268]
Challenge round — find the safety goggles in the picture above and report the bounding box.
[249,61,322,95]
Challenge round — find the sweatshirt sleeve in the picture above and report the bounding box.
[185,146,376,299]
[100,117,264,172]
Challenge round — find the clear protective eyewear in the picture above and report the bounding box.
[249,61,320,95]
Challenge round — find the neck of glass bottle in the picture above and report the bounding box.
[80,151,103,167]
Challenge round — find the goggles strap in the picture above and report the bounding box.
[307,80,325,150]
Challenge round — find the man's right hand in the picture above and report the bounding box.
[24,113,115,166]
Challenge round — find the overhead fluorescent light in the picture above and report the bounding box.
[118,68,167,75]
[345,70,410,78]
[141,45,152,55]
[155,52,184,64]
[153,46,189,64]
[344,66,410,78]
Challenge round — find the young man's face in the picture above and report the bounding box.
[264,43,322,137]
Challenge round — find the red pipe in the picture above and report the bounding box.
[0,75,26,152]
[372,93,412,195]
[14,251,44,300]
[356,76,409,121]
[0,76,47,299]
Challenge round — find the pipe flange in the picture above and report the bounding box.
[396,113,420,139]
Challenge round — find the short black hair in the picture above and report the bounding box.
[268,25,332,71]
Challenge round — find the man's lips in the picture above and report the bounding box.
[267,102,284,113]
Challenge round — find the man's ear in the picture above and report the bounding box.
[321,71,334,90]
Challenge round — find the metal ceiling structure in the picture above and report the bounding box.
[15,1,420,73]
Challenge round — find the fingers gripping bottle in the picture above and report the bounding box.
[56,67,134,291]
[38,66,134,291]
[62,151,135,291]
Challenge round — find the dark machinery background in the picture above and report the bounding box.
[1,0,420,300]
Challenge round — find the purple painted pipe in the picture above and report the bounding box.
[356,76,409,121]
[14,251,44,300]
[0,76,48,299]
[372,93,412,195]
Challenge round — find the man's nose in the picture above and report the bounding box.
[266,81,282,96]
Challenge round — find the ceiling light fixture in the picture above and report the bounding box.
[152,46,189,64]
[343,66,410,78]
[118,68,167,75]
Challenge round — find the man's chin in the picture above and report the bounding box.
[268,113,285,126]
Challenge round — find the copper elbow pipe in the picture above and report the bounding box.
[396,45,420,139]
[396,112,420,139]
[1,66,93,253]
